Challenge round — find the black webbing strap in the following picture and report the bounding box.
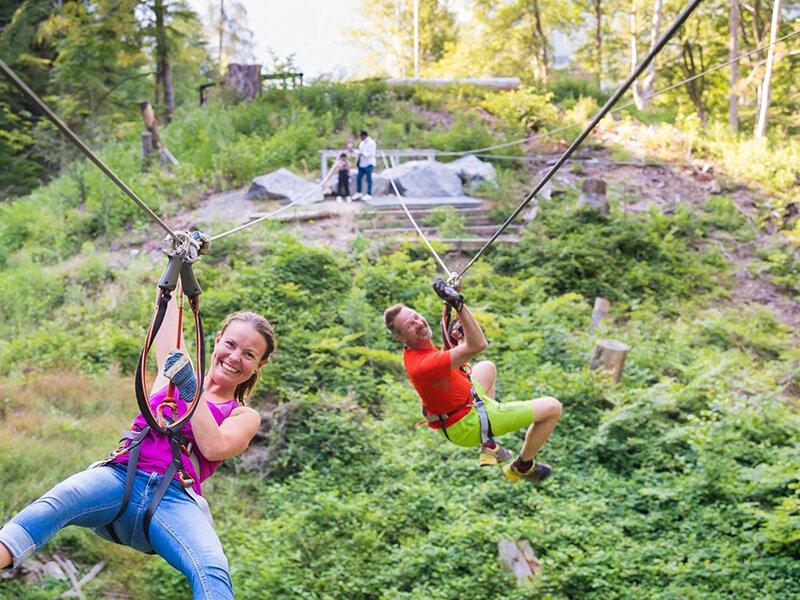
[105,426,150,544]
[143,430,193,548]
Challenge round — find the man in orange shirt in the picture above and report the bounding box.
[383,279,561,483]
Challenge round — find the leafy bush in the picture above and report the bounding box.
[481,87,560,132]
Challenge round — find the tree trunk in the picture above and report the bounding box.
[639,0,663,108]
[218,0,225,77]
[589,339,629,383]
[531,0,549,81]
[589,297,610,333]
[681,41,708,125]
[630,0,645,109]
[754,0,781,139]
[154,0,174,123]
[594,0,602,88]
[729,0,739,131]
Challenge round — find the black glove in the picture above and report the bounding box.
[432,278,464,311]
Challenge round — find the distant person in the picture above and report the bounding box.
[353,129,376,200]
[334,152,352,203]
[383,279,562,483]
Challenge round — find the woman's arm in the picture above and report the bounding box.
[150,289,186,395]
[190,401,261,461]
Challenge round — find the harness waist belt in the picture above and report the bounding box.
[422,386,495,446]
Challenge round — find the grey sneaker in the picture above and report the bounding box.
[503,461,552,483]
[479,443,514,467]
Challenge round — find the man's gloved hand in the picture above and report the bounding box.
[163,350,197,401]
[432,278,464,311]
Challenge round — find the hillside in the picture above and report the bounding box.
[1,82,799,599]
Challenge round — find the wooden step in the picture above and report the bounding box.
[358,215,496,228]
[359,224,522,237]
[373,235,522,249]
[355,206,488,219]
[364,195,484,210]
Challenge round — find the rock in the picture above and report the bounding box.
[347,168,393,196]
[382,160,463,197]
[577,178,609,214]
[247,168,324,204]
[444,154,498,191]
[329,168,393,197]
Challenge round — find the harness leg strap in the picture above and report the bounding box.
[143,434,191,548]
[472,388,495,446]
[105,426,150,544]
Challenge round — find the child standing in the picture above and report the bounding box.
[335,153,351,203]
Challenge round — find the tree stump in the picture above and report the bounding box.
[141,132,153,159]
[225,64,262,100]
[578,178,609,214]
[498,539,541,583]
[589,339,629,383]
[589,297,610,333]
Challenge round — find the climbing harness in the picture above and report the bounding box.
[417,281,497,447]
[95,230,212,548]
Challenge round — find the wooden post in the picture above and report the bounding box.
[141,132,153,160]
[589,297,610,333]
[498,539,541,583]
[578,178,609,214]
[139,101,161,150]
[225,64,262,100]
[589,339,629,383]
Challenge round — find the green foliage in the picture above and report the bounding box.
[1,64,799,600]
[422,114,496,154]
[546,72,607,105]
[425,206,466,237]
[490,202,727,306]
[481,87,560,132]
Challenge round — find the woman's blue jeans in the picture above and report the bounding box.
[0,464,233,599]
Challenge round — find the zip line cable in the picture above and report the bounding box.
[457,0,706,279]
[380,152,452,276]
[4,15,796,254]
[0,58,180,243]
[458,36,798,164]
[436,26,800,160]
[210,163,338,241]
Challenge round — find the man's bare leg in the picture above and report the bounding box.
[0,542,12,569]
[471,360,496,399]
[519,396,562,462]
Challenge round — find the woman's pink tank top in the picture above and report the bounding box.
[113,386,239,495]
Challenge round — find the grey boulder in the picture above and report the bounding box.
[381,160,463,197]
[247,168,324,204]
[444,154,497,190]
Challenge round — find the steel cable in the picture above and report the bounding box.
[457,0,706,278]
[379,152,452,276]
[0,58,179,242]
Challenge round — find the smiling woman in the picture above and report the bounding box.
[0,299,276,600]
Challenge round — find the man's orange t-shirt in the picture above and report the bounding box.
[403,345,472,428]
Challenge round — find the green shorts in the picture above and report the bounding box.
[440,381,535,448]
